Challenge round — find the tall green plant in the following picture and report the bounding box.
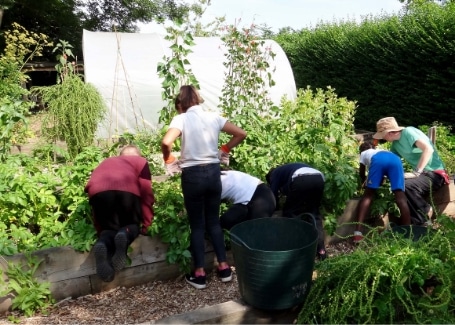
[33,41,106,159]
[149,177,192,273]
[219,22,277,120]
[0,23,52,161]
[217,22,281,176]
[157,18,200,125]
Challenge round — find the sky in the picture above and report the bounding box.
[140,0,405,33]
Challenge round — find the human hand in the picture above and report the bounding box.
[164,155,181,176]
[404,172,417,179]
[218,150,229,166]
[165,160,181,176]
[218,144,230,166]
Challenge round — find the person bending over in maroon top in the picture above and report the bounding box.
[85,145,155,282]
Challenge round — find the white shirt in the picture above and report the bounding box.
[359,148,384,169]
[169,105,227,168]
[221,170,262,205]
[291,167,325,181]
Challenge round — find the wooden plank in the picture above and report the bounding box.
[49,276,93,301]
[156,299,299,324]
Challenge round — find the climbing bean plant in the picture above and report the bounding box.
[157,18,200,125]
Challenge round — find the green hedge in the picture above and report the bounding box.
[274,2,455,132]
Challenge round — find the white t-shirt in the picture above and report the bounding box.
[359,148,384,169]
[221,170,262,205]
[291,167,325,181]
[169,105,227,168]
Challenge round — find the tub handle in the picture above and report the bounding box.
[229,232,253,250]
[294,212,317,229]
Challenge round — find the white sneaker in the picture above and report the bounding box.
[353,231,363,243]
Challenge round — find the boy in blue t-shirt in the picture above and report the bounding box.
[354,142,411,243]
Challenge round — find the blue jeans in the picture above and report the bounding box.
[181,163,227,269]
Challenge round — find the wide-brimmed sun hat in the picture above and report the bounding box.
[373,117,405,139]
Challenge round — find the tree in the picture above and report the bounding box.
[0,0,191,59]
[79,0,190,32]
[0,0,83,58]
[0,0,16,27]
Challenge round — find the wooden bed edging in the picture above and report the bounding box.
[0,236,227,315]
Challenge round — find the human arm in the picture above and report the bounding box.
[359,163,366,186]
[161,128,182,175]
[413,138,434,174]
[139,164,155,235]
[161,128,182,162]
[220,121,247,151]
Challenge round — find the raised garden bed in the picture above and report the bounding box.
[1,180,454,321]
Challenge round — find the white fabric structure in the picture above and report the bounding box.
[82,30,297,138]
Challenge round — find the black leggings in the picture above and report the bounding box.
[283,174,325,252]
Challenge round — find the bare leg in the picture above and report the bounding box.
[356,188,376,232]
[393,190,411,225]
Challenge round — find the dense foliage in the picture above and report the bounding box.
[274,2,455,132]
[298,213,455,324]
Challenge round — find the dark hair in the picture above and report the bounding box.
[174,96,181,111]
[177,85,204,112]
[359,141,374,154]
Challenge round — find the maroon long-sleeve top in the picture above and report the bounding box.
[85,155,155,233]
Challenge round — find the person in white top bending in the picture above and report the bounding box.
[220,169,276,230]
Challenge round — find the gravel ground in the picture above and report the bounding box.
[0,242,356,325]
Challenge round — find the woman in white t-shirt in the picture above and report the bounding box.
[161,85,246,290]
[220,170,276,230]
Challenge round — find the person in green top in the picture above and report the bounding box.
[373,117,450,225]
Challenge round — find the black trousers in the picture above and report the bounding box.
[90,190,141,251]
[220,183,276,230]
[405,171,445,225]
[90,190,142,232]
[283,174,325,252]
[97,226,139,255]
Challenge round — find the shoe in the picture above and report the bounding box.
[317,250,327,261]
[217,267,232,283]
[423,220,433,227]
[427,207,433,219]
[112,231,128,271]
[93,242,115,282]
[353,231,364,244]
[185,273,207,289]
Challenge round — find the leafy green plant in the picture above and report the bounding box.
[150,178,192,273]
[33,72,106,159]
[1,255,54,317]
[32,41,106,159]
[0,99,28,161]
[53,40,76,83]
[0,23,52,161]
[157,18,200,125]
[298,213,455,324]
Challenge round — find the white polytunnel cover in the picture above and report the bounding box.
[82,29,297,138]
